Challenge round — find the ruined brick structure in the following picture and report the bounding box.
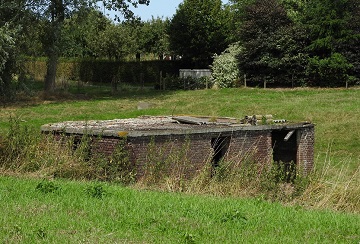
[41,116,315,179]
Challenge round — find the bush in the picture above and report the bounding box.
[0,25,18,102]
[210,43,242,88]
[306,53,355,87]
[24,59,196,85]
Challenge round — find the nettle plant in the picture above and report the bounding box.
[210,43,242,88]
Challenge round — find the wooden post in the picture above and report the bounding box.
[264,80,267,89]
[159,71,163,90]
[163,74,166,90]
[244,74,247,88]
[140,73,144,90]
[346,80,348,89]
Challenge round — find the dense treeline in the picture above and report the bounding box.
[230,0,360,87]
[24,59,193,87]
[0,0,359,98]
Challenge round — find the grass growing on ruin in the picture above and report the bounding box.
[1,176,359,243]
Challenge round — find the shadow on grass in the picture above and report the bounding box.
[1,80,178,108]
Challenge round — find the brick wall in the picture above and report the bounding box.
[124,130,275,179]
[49,125,314,180]
[127,134,213,179]
[297,127,315,175]
[226,130,272,165]
[91,137,121,157]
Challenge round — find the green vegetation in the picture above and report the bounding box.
[0,84,359,213]
[1,0,359,240]
[168,0,231,64]
[1,84,359,162]
[2,0,359,98]
[0,84,359,241]
[1,176,359,243]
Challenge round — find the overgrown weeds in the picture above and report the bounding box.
[0,117,136,184]
[186,156,309,203]
[139,137,191,190]
[297,152,360,213]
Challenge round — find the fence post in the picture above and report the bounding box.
[140,73,144,90]
[159,70,163,90]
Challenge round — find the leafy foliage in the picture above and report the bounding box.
[168,0,231,66]
[1,0,360,90]
[306,53,354,87]
[237,0,299,86]
[0,25,17,101]
[3,0,152,93]
[302,0,360,86]
[35,180,61,194]
[85,183,108,199]
[162,75,211,90]
[233,0,360,87]
[210,42,242,88]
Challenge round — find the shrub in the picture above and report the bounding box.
[210,43,242,88]
[85,183,108,199]
[306,53,355,87]
[0,25,18,102]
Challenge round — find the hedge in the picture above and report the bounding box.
[24,59,197,85]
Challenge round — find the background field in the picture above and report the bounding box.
[1,84,359,167]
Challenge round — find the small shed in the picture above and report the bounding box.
[179,69,211,79]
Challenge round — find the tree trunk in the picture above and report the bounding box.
[45,51,58,93]
[43,0,65,94]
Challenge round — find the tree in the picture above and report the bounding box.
[3,0,150,93]
[237,0,308,86]
[302,0,360,86]
[140,18,170,59]
[61,9,112,58]
[96,23,135,60]
[168,0,231,66]
[234,0,359,87]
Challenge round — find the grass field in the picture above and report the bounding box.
[1,176,359,243]
[0,82,360,242]
[1,84,359,166]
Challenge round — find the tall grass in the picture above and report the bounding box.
[298,148,360,213]
[0,118,135,184]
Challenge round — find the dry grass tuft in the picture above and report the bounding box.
[296,156,360,213]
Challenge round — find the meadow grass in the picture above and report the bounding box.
[1,83,359,167]
[0,82,360,241]
[1,176,359,243]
